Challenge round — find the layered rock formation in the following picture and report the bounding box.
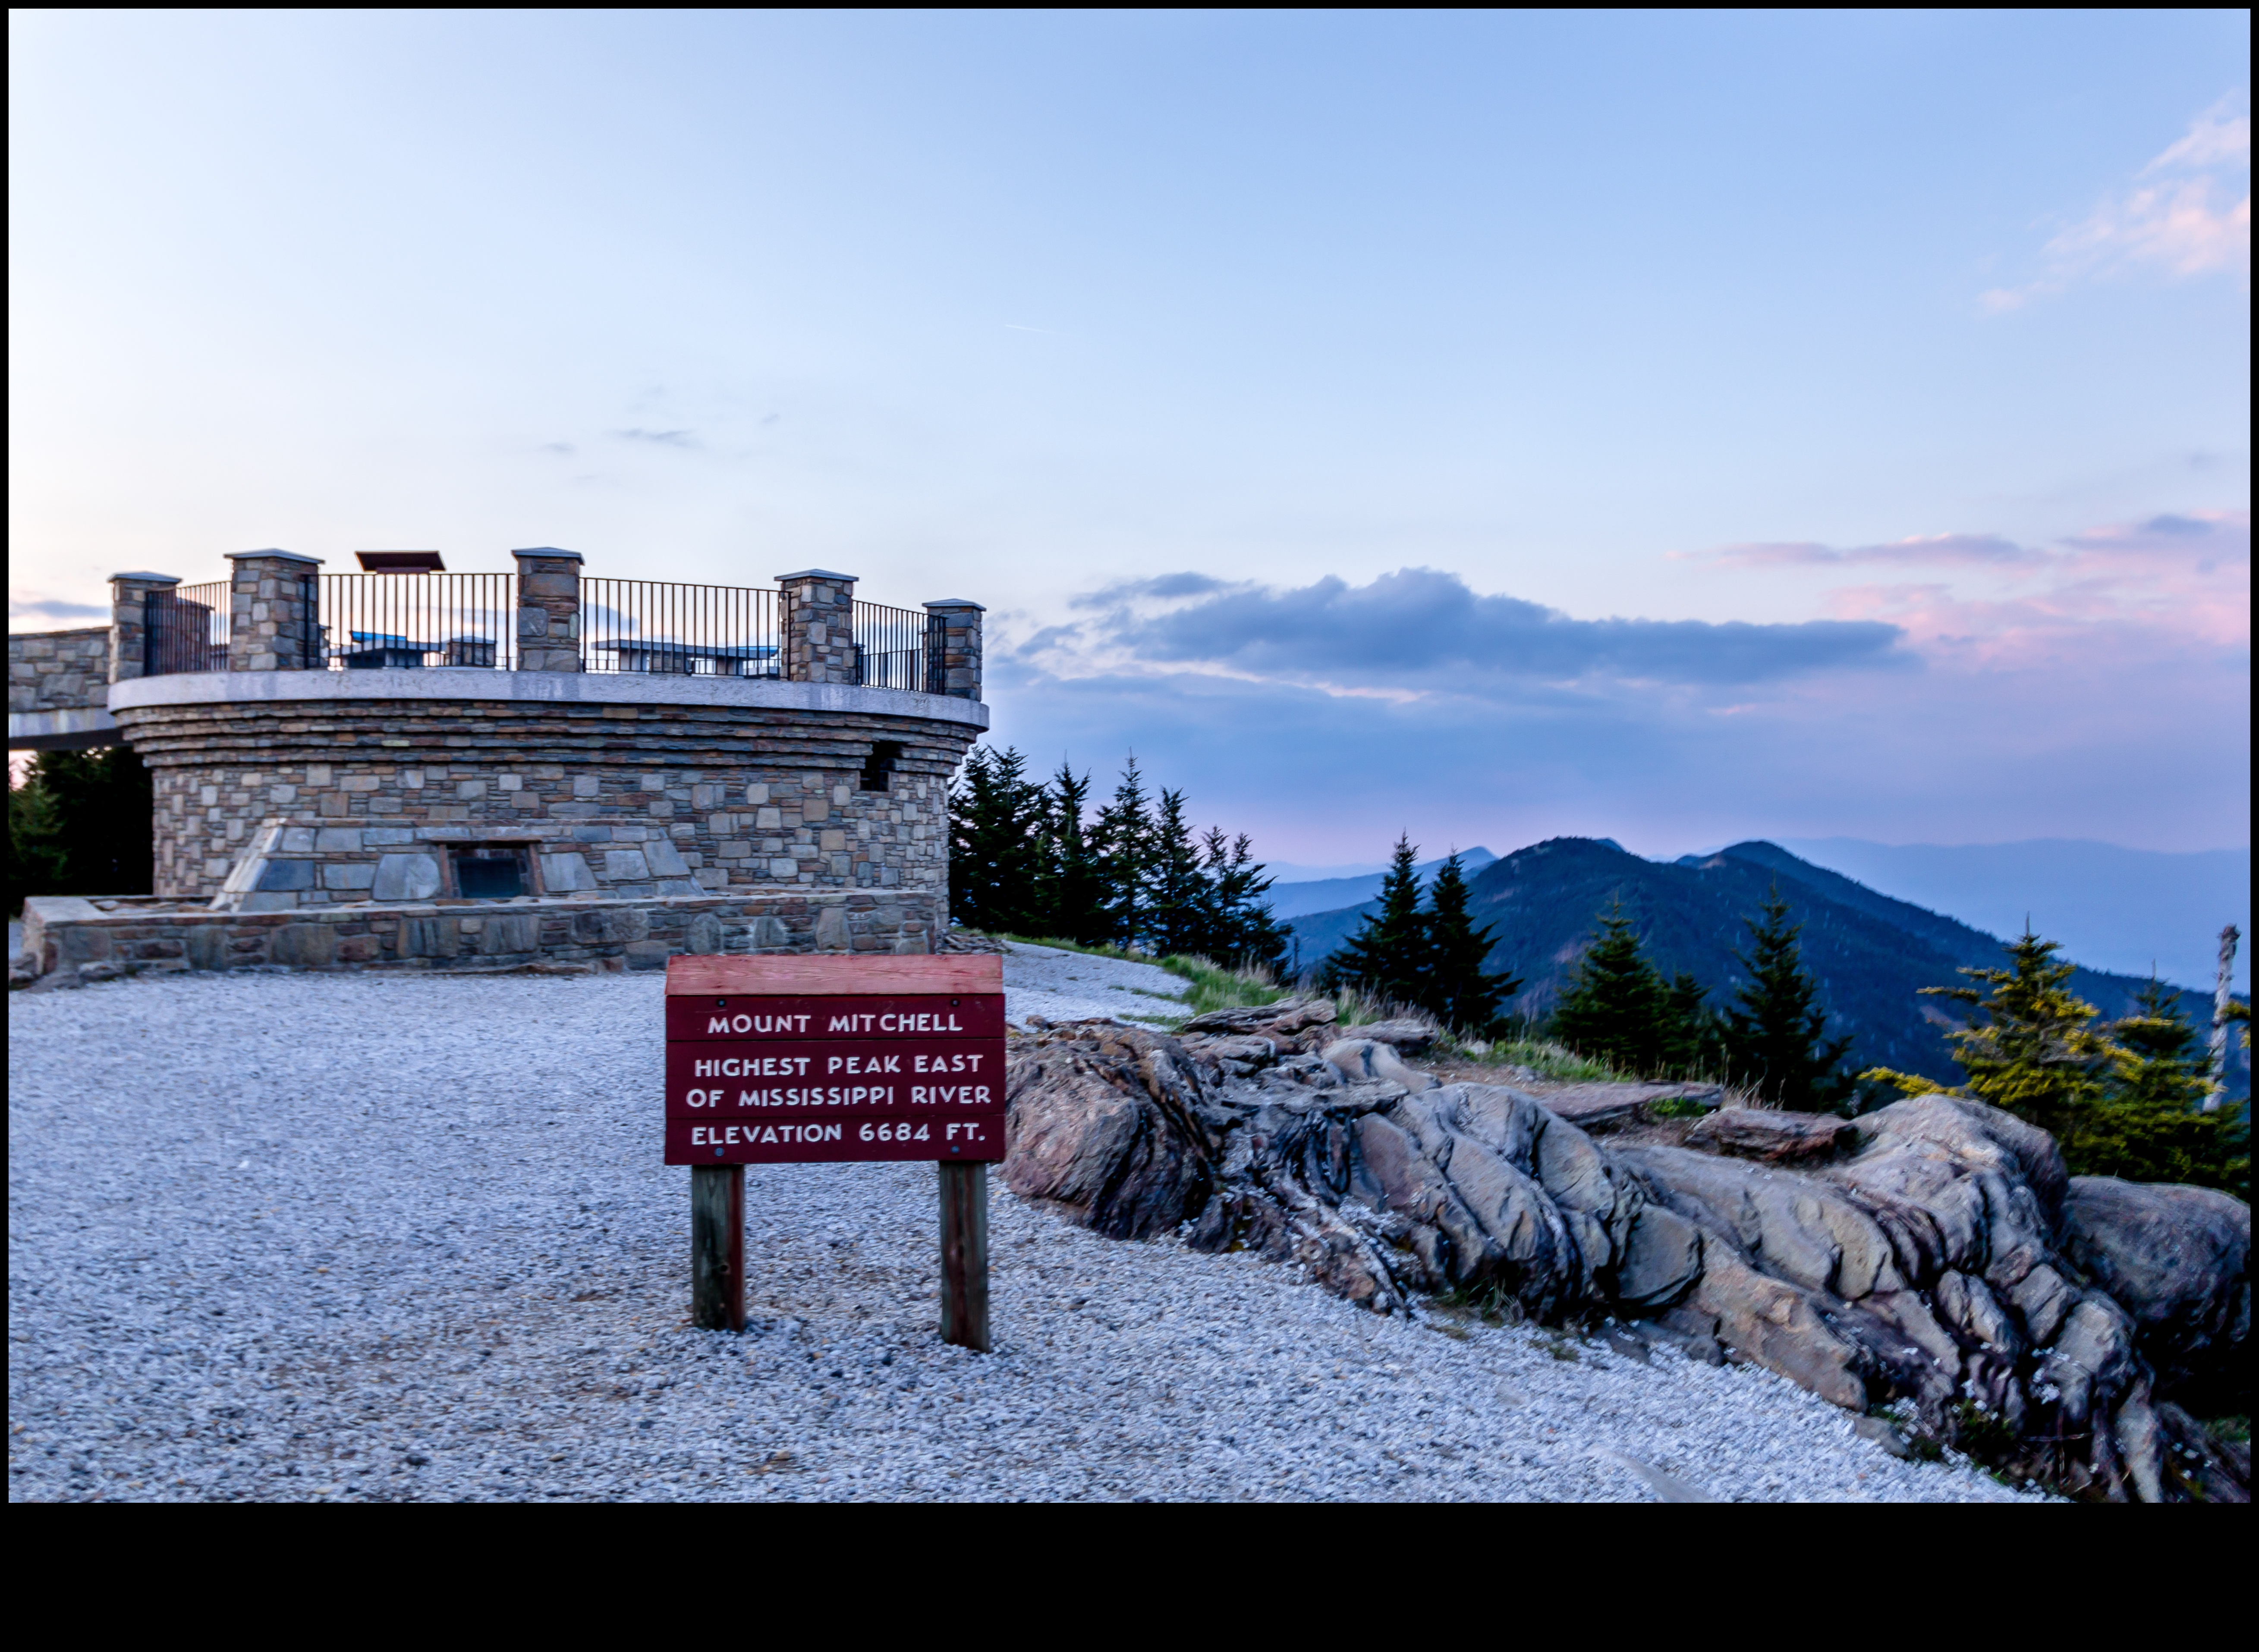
[1004,999,2250,1503]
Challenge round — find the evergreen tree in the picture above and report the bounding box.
[1661,972,1725,1079]
[1325,835,1430,1008]
[1142,788,1207,955]
[1551,898,1669,1073]
[1721,886,1857,1110]
[8,746,154,910]
[1423,853,1521,1035]
[2082,978,2250,1196]
[1041,762,1110,946]
[1091,757,1155,948]
[944,744,1047,934]
[1200,828,1290,976]
[1865,929,2114,1148]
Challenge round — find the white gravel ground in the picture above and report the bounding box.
[9,964,2033,1503]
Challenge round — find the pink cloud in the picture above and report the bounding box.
[1817,510,2250,671]
[1982,99,2251,311]
[1692,532,2033,570]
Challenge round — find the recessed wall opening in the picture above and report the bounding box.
[452,844,533,898]
[860,739,903,792]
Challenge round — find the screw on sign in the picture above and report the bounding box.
[664,953,1006,1349]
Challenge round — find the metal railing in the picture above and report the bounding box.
[137,572,950,696]
[583,578,780,677]
[318,573,516,671]
[145,582,231,676]
[853,599,929,691]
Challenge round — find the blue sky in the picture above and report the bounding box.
[9,10,2250,863]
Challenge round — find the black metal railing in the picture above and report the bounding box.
[137,570,949,694]
[318,573,516,671]
[145,581,231,676]
[583,578,780,676]
[853,599,928,691]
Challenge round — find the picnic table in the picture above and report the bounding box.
[337,632,497,668]
[596,641,780,676]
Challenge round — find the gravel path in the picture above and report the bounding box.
[9,968,2032,1503]
[996,940,1189,1027]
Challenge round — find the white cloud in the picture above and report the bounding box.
[1982,97,2250,311]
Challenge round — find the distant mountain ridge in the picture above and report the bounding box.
[1773,837,2249,991]
[1282,836,2246,1092]
[1262,847,1497,919]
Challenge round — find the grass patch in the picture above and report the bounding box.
[1432,1280,1526,1327]
[1449,1038,1619,1083]
[1155,955,1288,1018]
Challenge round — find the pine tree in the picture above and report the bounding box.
[2081,977,2250,1195]
[1199,828,1290,976]
[1040,762,1110,946]
[1551,898,1668,1072]
[1092,757,1155,948]
[1423,853,1520,1035]
[945,744,1047,934]
[1721,886,1856,1110]
[1661,972,1724,1079]
[1142,788,1207,955]
[7,746,154,905]
[1866,929,2113,1148]
[1325,835,1429,1008]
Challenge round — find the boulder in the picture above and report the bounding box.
[2059,1177,2250,1413]
[1180,996,1337,1036]
[1343,1018,1438,1053]
[1685,1107,1855,1164]
[1321,1038,1439,1091]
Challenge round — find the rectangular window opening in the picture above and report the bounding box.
[859,740,904,793]
[452,845,531,899]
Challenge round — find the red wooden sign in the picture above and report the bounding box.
[663,953,1007,1166]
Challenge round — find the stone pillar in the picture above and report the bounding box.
[922,600,985,700]
[513,547,583,672]
[108,572,180,684]
[224,551,324,672]
[777,569,859,685]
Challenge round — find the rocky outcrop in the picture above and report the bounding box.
[1684,1106,1855,1163]
[1004,1002,2251,1503]
[2059,1177,2250,1416]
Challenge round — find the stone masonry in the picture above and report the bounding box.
[513,547,583,672]
[779,570,860,685]
[226,551,323,673]
[923,600,985,699]
[12,546,989,982]
[22,885,939,979]
[112,690,978,900]
[109,572,181,686]
[8,627,110,717]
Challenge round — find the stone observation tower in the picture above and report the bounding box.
[9,550,986,977]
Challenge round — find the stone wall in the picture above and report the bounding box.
[109,675,982,901]
[8,628,112,716]
[21,886,937,981]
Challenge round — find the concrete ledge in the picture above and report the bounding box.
[108,668,991,729]
[8,708,123,751]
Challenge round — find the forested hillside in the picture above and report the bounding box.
[1286,836,2247,1090]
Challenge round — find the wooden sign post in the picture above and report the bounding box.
[664,954,1008,1350]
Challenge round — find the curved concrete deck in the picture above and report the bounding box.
[108,668,991,729]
